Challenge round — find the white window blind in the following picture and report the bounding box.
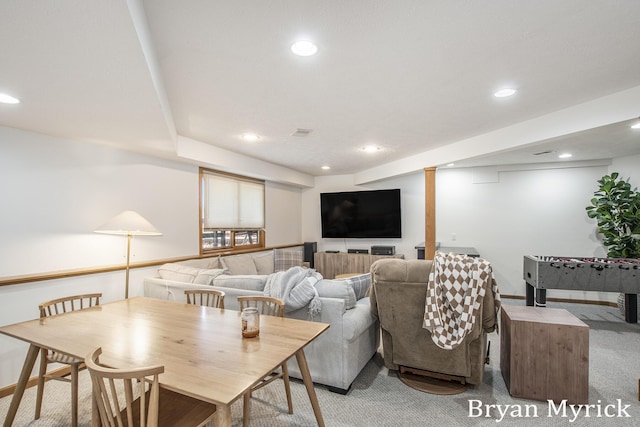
[202,172,264,229]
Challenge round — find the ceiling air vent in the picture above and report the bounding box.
[533,150,554,156]
[291,128,313,137]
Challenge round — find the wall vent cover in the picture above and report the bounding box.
[533,150,554,156]
[291,128,313,137]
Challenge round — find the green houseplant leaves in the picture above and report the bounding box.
[585,172,640,259]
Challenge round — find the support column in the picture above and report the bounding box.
[424,167,436,260]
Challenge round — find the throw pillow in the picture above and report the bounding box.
[157,263,201,283]
[274,249,304,272]
[221,255,258,275]
[345,273,371,300]
[206,256,222,269]
[253,252,275,275]
[314,279,357,309]
[193,268,228,285]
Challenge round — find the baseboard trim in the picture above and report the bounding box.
[501,294,618,308]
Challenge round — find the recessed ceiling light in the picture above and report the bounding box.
[558,153,573,159]
[362,145,381,153]
[447,163,455,167]
[241,133,260,142]
[321,165,331,170]
[291,40,318,56]
[494,88,517,98]
[631,123,640,129]
[0,93,20,104]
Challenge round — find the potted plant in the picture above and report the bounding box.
[586,172,640,315]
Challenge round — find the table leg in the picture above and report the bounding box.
[525,283,534,306]
[295,349,325,427]
[3,344,40,427]
[624,293,637,323]
[535,288,547,307]
[213,403,231,427]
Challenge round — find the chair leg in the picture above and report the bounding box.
[281,363,293,414]
[71,363,79,427]
[34,348,48,420]
[242,362,293,426]
[243,392,251,427]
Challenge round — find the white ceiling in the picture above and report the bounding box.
[1,0,639,179]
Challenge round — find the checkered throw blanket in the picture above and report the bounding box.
[423,252,500,350]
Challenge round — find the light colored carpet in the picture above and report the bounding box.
[1,299,639,426]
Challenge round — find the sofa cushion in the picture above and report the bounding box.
[221,255,258,275]
[315,279,357,309]
[274,249,303,272]
[345,273,371,300]
[253,252,275,275]
[158,263,201,283]
[207,256,222,269]
[212,274,267,291]
[193,268,228,285]
[343,298,376,342]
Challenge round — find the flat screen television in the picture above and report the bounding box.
[320,189,401,238]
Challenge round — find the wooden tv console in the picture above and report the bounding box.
[314,251,404,279]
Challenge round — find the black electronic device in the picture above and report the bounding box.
[325,250,340,253]
[371,245,396,256]
[347,249,369,254]
[320,189,401,239]
[303,241,317,268]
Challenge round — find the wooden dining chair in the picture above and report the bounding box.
[85,347,216,427]
[35,293,102,427]
[184,289,225,309]
[237,296,293,427]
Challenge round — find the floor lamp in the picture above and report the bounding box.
[95,210,162,299]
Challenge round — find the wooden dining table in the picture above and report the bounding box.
[0,297,329,426]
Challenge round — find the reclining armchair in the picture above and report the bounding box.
[370,257,499,386]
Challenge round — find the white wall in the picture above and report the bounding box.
[265,181,302,246]
[301,173,425,259]
[0,127,198,277]
[436,164,612,299]
[0,126,302,388]
[611,154,640,188]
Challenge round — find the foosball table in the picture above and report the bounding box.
[523,255,640,323]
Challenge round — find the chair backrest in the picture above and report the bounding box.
[184,289,225,309]
[39,293,102,318]
[85,347,164,427]
[237,296,285,317]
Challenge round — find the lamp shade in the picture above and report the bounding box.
[94,211,162,236]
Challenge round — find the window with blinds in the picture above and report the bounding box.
[200,168,265,253]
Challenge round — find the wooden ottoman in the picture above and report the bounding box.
[500,304,589,404]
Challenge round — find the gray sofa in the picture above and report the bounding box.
[143,247,380,393]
